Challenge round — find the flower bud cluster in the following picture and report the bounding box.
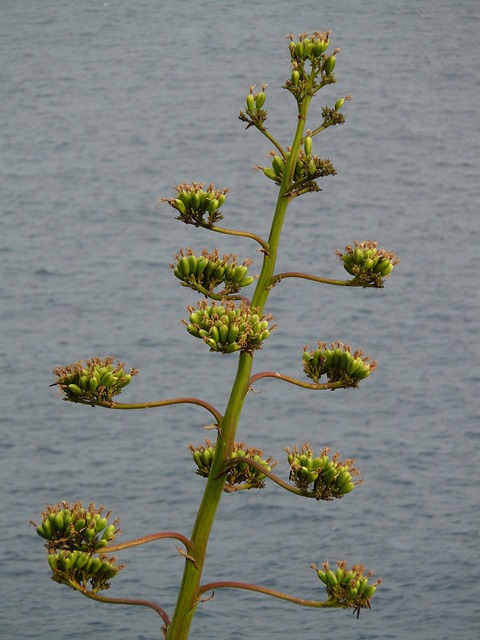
[245,85,267,116]
[184,300,275,354]
[190,439,275,490]
[238,84,268,128]
[162,182,228,227]
[288,33,330,64]
[263,148,336,191]
[337,240,399,287]
[172,248,254,295]
[34,501,123,593]
[47,550,122,593]
[53,357,138,403]
[285,443,361,500]
[313,561,381,617]
[35,501,119,551]
[285,32,338,95]
[303,341,376,386]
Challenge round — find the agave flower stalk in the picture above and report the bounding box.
[37,32,398,639]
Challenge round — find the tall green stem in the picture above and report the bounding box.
[252,96,311,313]
[166,94,311,640]
[166,353,253,639]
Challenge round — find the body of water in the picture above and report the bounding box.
[1,1,479,639]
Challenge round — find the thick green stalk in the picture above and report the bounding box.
[252,96,311,312]
[166,352,253,639]
[166,94,311,640]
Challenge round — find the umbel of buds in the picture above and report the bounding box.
[33,501,123,593]
[190,439,275,490]
[337,240,400,287]
[53,357,138,403]
[285,443,361,500]
[34,501,120,552]
[238,84,269,129]
[313,561,382,617]
[161,182,228,227]
[245,84,268,116]
[184,300,275,354]
[263,148,336,191]
[172,248,254,295]
[47,549,122,593]
[303,341,376,385]
[284,31,338,96]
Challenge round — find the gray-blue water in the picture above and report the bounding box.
[1,1,479,638]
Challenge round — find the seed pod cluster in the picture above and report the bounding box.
[245,85,267,115]
[53,357,138,404]
[47,549,123,593]
[190,440,275,490]
[285,443,361,501]
[337,240,399,287]
[35,501,120,552]
[238,84,268,128]
[313,561,381,617]
[161,182,228,227]
[284,32,338,97]
[264,149,336,190]
[172,248,254,295]
[34,501,123,593]
[185,300,274,354]
[303,341,376,386]
[288,33,330,63]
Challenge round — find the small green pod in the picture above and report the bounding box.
[304,136,313,156]
[324,55,336,75]
[255,91,266,109]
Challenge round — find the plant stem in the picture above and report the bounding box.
[204,223,269,253]
[198,580,330,609]
[272,271,378,287]
[248,371,354,390]
[166,352,253,639]
[166,89,311,640]
[67,579,171,627]
[70,397,223,424]
[105,531,194,556]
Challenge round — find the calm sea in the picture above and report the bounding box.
[1,1,479,639]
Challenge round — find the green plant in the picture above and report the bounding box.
[34,32,398,639]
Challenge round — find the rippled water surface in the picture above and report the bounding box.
[1,1,479,639]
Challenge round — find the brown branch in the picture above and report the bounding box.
[272,271,377,287]
[200,222,270,253]
[248,371,355,390]
[198,580,330,609]
[105,531,194,556]
[68,396,223,424]
[66,578,171,627]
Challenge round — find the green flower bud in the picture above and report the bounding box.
[255,91,266,109]
[304,136,313,156]
[324,55,336,75]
